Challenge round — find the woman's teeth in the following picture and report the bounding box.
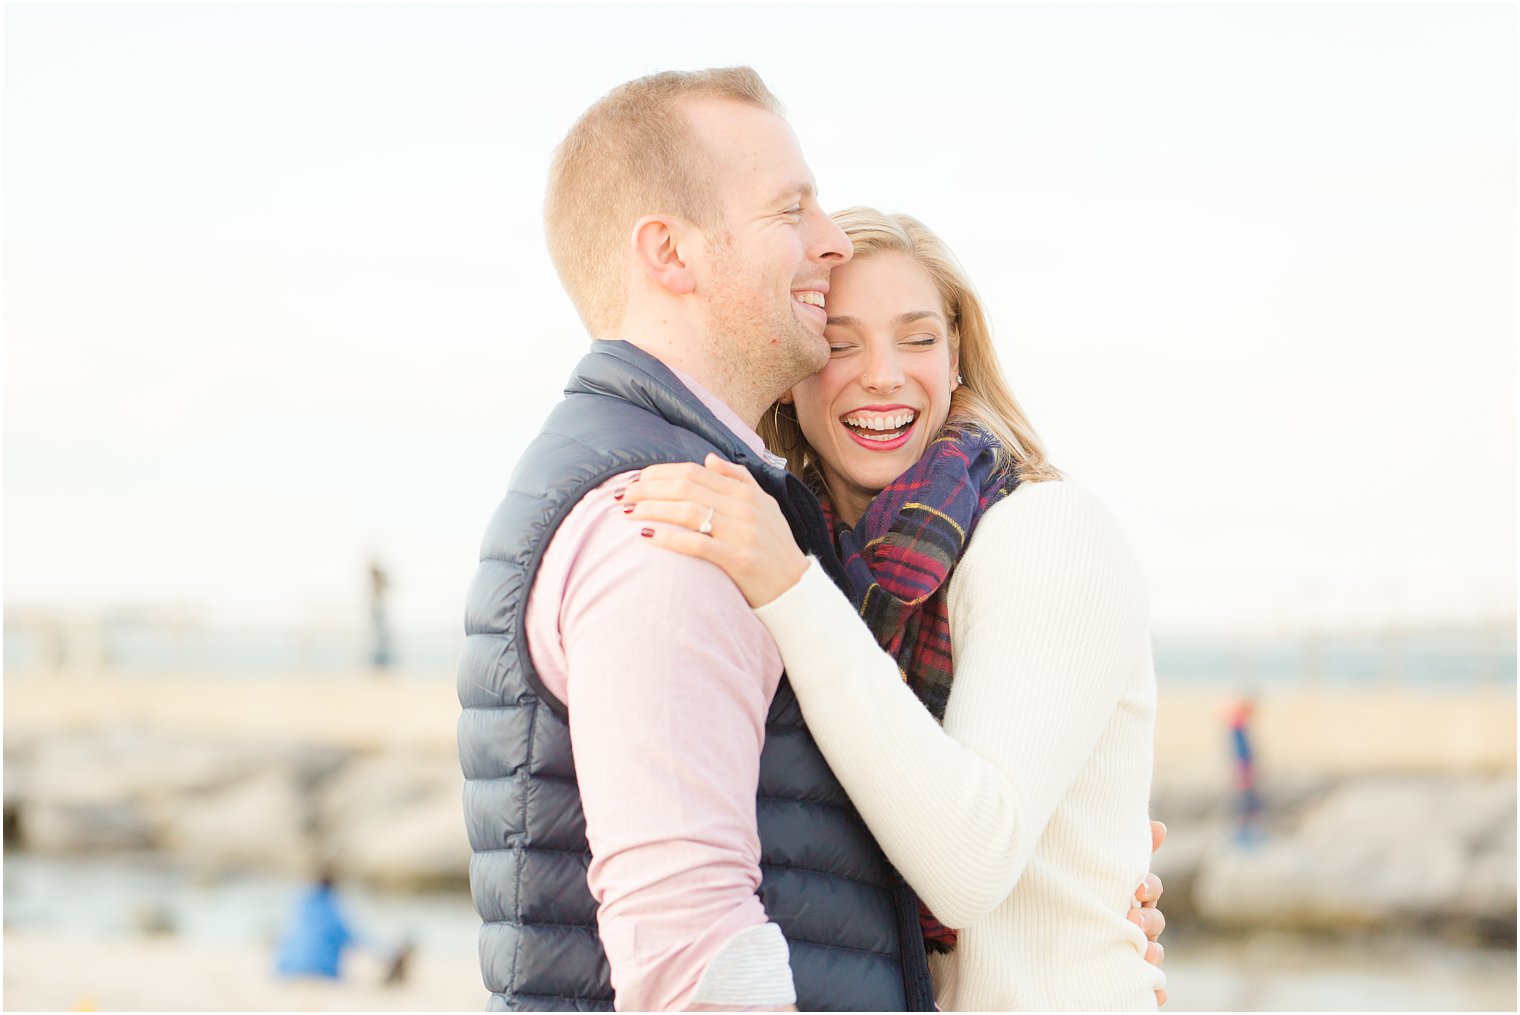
[843,410,916,430]
[842,410,917,441]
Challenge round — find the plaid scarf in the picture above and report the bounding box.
[817,424,1020,953]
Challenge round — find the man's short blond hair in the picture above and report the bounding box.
[545,67,784,337]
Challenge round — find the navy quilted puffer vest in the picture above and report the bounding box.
[458,341,934,1011]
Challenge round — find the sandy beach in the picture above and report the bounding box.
[5,926,1514,1013]
[2,929,488,1012]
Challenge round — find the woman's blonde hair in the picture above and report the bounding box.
[759,206,1061,486]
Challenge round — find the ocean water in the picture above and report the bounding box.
[1151,629,1516,686]
[4,620,1514,685]
[2,852,475,954]
[1,623,464,678]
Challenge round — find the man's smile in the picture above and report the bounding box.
[791,288,828,327]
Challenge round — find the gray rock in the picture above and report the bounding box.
[19,730,278,807]
[19,799,156,852]
[4,729,359,866]
[1453,846,1518,923]
[334,789,470,890]
[1192,777,1516,931]
[1148,817,1231,923]
[153,769,315,875]
[4,735,39,803]
[317,754,468,889]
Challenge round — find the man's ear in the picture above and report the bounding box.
[631,215,697,295]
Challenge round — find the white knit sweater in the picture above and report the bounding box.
[753,480,1163,1011]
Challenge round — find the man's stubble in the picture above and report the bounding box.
[700,235,829,425]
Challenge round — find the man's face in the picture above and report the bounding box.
[684,100,853,391]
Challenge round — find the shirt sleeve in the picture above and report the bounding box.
[751,481,1149,928]
[551,478,796,1011]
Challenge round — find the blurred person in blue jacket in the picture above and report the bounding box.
[274,872,358,979]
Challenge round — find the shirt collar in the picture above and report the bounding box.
[666,364,789,469]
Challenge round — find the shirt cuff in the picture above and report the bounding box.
[689,922,796,1008]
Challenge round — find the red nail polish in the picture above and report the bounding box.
[639,528,654,538]
[613,488,625,500]
[623,506,633,514]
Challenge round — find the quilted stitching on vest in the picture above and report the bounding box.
[458,342,933,1012]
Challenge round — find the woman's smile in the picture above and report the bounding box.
[839,404,921,450]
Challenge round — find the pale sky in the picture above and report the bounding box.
[5,4,1515,637]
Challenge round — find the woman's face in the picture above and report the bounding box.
[788,251,959,524]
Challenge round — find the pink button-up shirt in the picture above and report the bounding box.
[524,367,792,1011]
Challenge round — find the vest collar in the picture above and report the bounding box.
[565,339,849,590]
[566,340,774,471]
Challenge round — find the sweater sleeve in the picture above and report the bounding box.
[751,481,1148,928]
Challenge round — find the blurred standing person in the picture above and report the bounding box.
[1228,696,1263,843]
[368,559,391,671]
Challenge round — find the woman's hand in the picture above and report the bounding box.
[1130,820,1168,1006]
[620,453,810,608]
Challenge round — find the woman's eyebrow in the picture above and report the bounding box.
[825,310,945,327]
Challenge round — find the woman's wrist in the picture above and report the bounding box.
[752,548,812,607]
[752,556,830,620]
